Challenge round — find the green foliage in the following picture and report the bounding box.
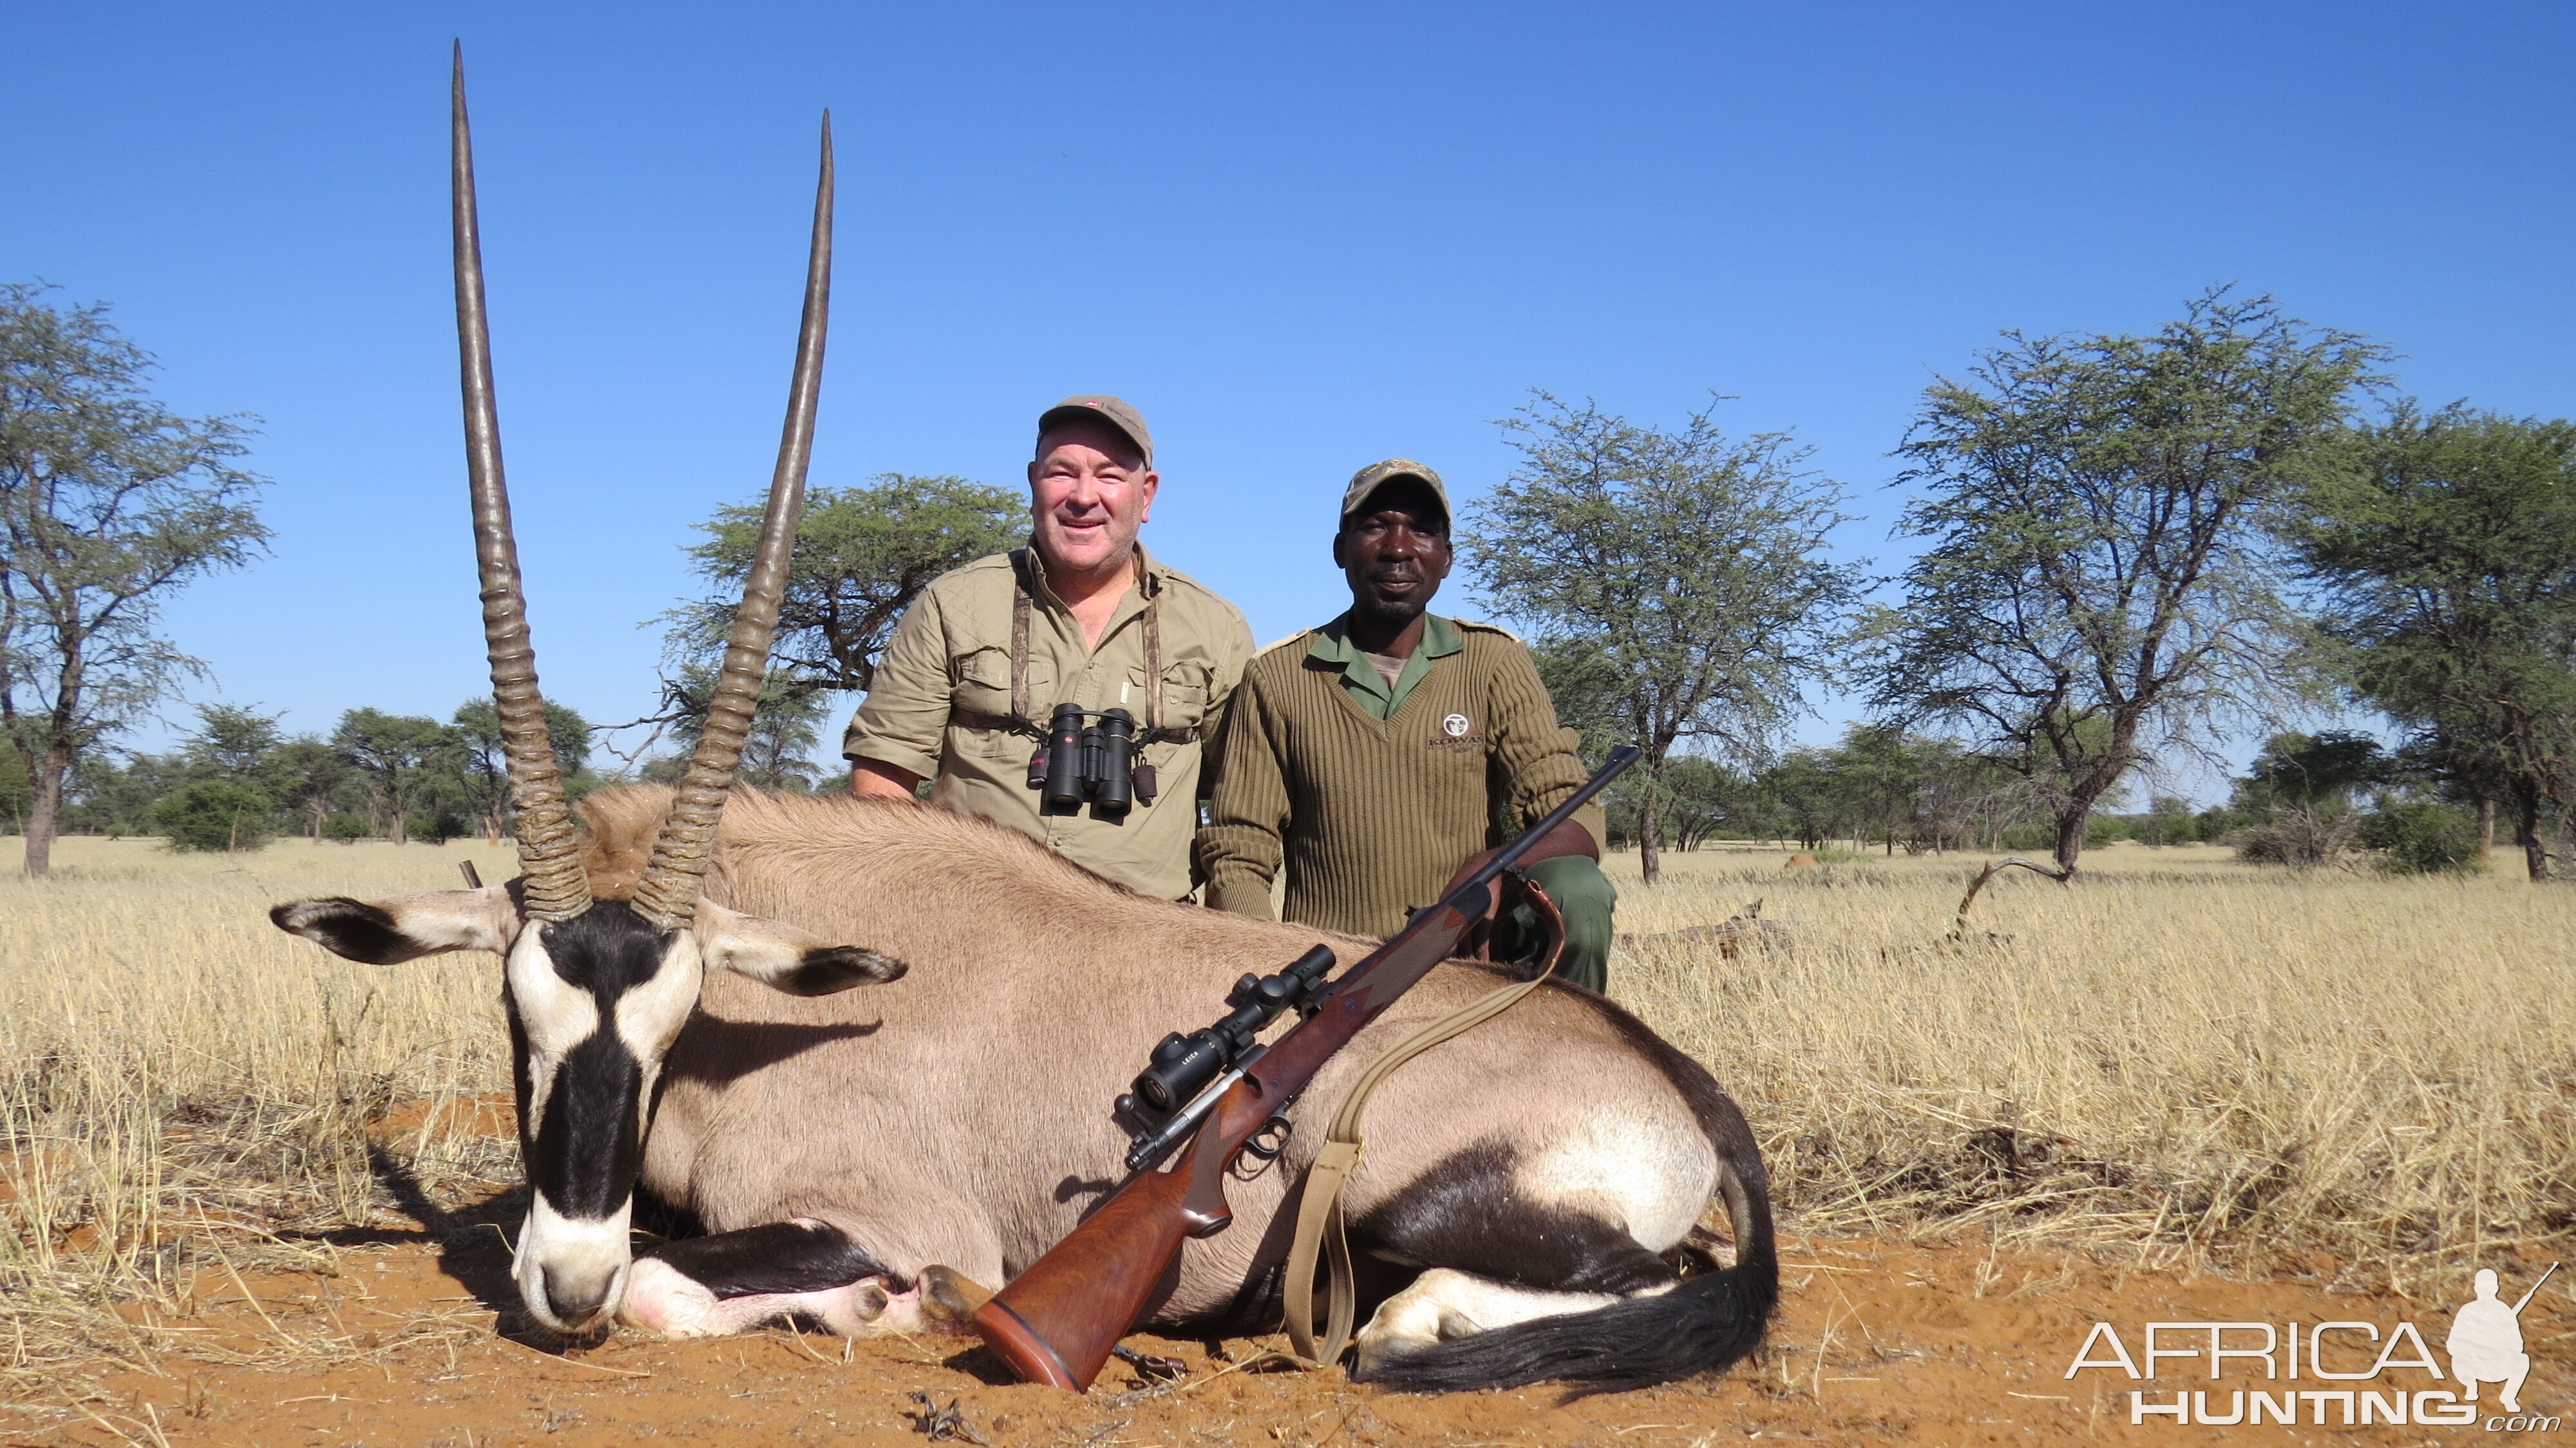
[1529,636,1631,762]
[60,750,189,835]
[668,473,1025,694]
[154,779,274,852]
[1863,289,2385,872]
[319,812,371,843]
[1598,753,1752,852]
[2237,730,2393,817]
[1620,724,2049,854]
[330,709,462,844]
[2223,733,2394,869]
[451,696,594,838]
[2292,405,2576,879]
[2122,795,2199,846]
[1461,391,1861,879]
[0,282,272,873]
[0,736,30,832]
[2358,799,2486,875]
[408,808,470,845]
[270,736,354,838]
[638,667,829,792]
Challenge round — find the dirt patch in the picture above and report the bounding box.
[365,1096,516,1147]
[6,1232,2564,1447]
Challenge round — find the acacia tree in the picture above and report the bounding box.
[272,737,354,840]
[452,696,592,841]
[2292,406,2576,879]
[1863,290,2383,874]
[330,709,458,844]
[667,473,1024,694]
[179,702,285,788]
[0,284,270,875]
[1464,392,1861,884]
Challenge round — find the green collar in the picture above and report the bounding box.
[1308,613,1461,719]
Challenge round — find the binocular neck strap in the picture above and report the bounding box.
[1009,557,1163,735]
[1141,593,1162,732]
[1011,581,1034,725]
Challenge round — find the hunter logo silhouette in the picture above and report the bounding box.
[2448,1263,2554,1415]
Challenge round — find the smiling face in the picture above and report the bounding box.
[270,882,905,1333]
[1334,477,1453,634]
[1027,417,1157,589]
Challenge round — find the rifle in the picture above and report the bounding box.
[971,744,1642,1389]
[2510,1262,2557,1315]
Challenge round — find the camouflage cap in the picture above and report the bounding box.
[1036,395,1153,467]
[1340,459,1451,528]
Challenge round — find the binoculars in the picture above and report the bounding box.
[1028,702,1148,815]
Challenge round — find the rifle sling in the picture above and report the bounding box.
[1281,873,1569,1370]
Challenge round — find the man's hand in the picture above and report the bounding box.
[1430,818,1602,961]
[851,760,923,800]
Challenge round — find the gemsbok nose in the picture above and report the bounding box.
[544,1264,620,1329]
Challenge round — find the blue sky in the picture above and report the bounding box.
[8,3,2571,788]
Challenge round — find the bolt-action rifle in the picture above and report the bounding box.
[970,745,1642,1389]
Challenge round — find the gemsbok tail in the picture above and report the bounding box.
[1361,1124,1778,1395]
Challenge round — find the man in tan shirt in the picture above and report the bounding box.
[844,396,1253,900]
[1196,461,1618,989]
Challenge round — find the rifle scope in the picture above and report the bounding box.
[1130,944,1336,1112]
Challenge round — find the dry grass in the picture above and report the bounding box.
[1608,841,2576,1292]
[0,836,520,1395]
[1,832,2568,1395]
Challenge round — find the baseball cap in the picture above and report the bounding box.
[1340,459,1451,528]
[1036,395,1153,467]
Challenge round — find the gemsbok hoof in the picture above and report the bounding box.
[918,1264,996,1324]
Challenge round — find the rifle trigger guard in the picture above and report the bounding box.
[1234,1114,1293,1178]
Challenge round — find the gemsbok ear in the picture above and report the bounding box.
[270,888,521,964]
[694,900,907,996]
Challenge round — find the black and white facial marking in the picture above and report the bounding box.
[502,900,688,1331]
[502,899,908,1332]
[269,886,905,1333]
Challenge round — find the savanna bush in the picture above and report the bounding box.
[2359,801,2486,875]
[152,781,274,853]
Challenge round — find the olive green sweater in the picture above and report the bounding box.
[1196,618,1604,938]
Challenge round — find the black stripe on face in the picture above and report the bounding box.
[530,1029,646,1219]
[515,901,682,1220]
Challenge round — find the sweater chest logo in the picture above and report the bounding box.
[1441,713,1472,738]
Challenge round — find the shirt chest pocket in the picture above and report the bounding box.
[1128,662,1213,732]
[950,648,1050,757]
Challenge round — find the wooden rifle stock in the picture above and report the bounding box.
[971,745,1639,1389]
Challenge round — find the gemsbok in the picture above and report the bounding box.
[269,57,1777,1395]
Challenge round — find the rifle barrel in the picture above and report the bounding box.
[2510,1261,2558,1315]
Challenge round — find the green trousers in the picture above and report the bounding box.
[1490,854,1618,993]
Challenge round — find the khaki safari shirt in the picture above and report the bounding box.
[1196,612,1604,938]
[843,545,1253,900]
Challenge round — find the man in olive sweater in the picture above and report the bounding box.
[1196,460,1618,990]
